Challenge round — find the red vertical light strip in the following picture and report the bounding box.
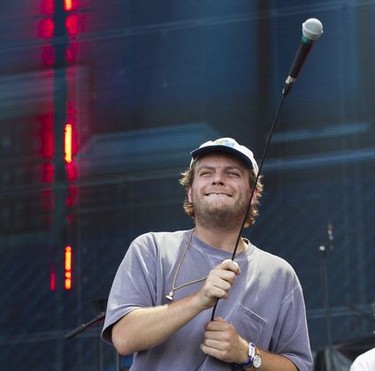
[64,123,73,163]
[40,113,55,183]
[40,114,54,159]
[39,1,56,291]
[65,0,80,184]
[64,1,79,286]
[50,264,56,291]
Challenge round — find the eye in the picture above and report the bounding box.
[198,169,212,177]
[227,170,241,177]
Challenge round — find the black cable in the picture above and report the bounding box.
[210,92,288,322]
[194,93,289,371]
[226,94,288,371]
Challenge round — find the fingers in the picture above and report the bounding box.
[201,318,231,360]
[219,259,241,275]
[203,260,240,303]
[195,259,240,310]
[204,316,226,330]
[201,317,243,364]
[208,260,240,298]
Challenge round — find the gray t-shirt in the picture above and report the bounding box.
[102,229,313,371]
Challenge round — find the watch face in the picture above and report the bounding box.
[253,354,262,368]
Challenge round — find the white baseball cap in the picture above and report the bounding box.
[190,137,259,175]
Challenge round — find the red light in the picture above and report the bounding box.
[41,45,55,66]
[40,114,55,183]
[66,185,77,207]
[50,264,56,291]
[38,18,55,39]
[40,0,55,15]
[64,245,73,290]
[40,114,54,159]
[64,123,73,163]
[42,163,54,183]
[64,0,73,11]
[66,163,77,181]
[66,42,79,63]
[65,14,80,36]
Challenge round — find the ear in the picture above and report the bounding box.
[250,189,258,206]
[187,188,192,203]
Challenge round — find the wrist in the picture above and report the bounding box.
[235,342,262,369]
[236,342,255,368]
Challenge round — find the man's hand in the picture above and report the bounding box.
[196,259,241,310]
[200,317,248,364]
[201,318,299,371]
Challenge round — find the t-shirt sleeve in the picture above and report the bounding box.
[101,234,158,344]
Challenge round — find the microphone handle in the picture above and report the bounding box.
[289,37,313,79]
[283,37,314,96]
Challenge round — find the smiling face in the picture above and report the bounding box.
[187,152,252,230]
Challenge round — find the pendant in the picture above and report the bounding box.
[166,291,174,301]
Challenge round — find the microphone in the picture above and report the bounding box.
[282,18,323,96]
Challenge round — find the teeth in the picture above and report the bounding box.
[207,193,230,197]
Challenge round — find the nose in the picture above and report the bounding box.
[212,173,224,185]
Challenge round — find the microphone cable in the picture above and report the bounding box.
[195,17,323,371]
[194,90,288,371]
[211,14,324,327]
[210,91,288,321]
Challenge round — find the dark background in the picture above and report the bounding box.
[0,0,374,370]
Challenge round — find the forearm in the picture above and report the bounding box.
[244,348,298,371]
[201,320,299,371]
[112,293,205,355]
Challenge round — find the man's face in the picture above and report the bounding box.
[188,152,251,229]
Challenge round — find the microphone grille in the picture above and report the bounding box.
[302,18,323,41]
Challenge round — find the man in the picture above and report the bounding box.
[350,347,375,371]
[102,137,313,370]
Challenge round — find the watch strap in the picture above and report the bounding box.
[236,342,256,368]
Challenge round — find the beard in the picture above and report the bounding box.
[191,192,249,231]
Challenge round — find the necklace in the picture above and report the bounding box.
[165,230,248,301]
[166,230,207,301]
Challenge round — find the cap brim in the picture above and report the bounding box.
[190,145,254,169]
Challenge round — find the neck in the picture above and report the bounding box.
[193,224,245,253]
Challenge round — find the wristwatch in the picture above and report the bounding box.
[252,350,262,368]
